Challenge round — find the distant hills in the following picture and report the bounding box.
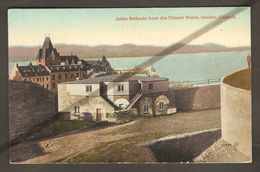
[9,43,250,62]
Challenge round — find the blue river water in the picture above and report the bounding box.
[9,51,248,82]
[108,51,248,82]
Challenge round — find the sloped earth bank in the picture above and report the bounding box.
[10,109,220,163]
[148,128,221,162]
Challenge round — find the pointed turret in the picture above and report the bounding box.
[35,36,60,66]
[42,36,54,50]
[101,55,107,62]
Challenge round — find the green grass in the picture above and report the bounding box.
[53,120,113,134]
[36,120,115,138]
[66,132,169,163]
[61,110,221,163]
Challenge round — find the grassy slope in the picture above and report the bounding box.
[10,109,220,163]
[29,120,114,143]
[223,68,251,90]
[66,109,220,163]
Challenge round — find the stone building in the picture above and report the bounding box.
[10,63,89,93]
[36,37,63,66]
[10,37,113,93]
[58,74,176,122]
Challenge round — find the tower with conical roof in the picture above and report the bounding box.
[36,37,61,66]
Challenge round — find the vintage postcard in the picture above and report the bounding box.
[8,7,251,163]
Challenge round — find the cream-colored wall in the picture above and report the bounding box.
[9,66,24,81]
[66,84,100,96]
[58,84,114,122]
[114,98,130,108]
[69,96,114,121]
[139,97,154,116]
[105,81,130,96]
[138,94,174,116]
[154,95,170,115]
[221,82,251,158]
[107,95,130,102]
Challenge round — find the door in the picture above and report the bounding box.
[96,108,102,122]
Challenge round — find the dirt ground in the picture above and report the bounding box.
[10,109,220,164]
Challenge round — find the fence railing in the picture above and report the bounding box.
[170,78,220,88]
[174,78,221,86]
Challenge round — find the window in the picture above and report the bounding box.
[52,83,55,88]
[76,73,79,77]
[65,74,68,79]
[42,77,44,81]
[37,78,39,82]
[74,106,80,113]
[47,84,49,89]
[46,77,49,81]
[117,84,124,92]
[144,104,149,113]
[159,102,164,110]
[52,75,55,80]
[148,83,153,90]
[86,85,92,92]
[59,74,61,79]
[71,73,74,79]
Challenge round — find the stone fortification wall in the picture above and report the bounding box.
[221,69,251,157]
[148,129,221,162]
[174,85,220,110]
[9,80,57,142]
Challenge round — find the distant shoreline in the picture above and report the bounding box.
[9,49,249,62]
[84,49,249,59]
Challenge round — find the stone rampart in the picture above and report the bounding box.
[174,85,220,110]
[9,80,57,142]
[221,69,251,157]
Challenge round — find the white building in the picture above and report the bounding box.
[58,74,176,122]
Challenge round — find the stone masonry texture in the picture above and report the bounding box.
[174,85,220,111]
[9,80,57,142]
[221,82,251,158]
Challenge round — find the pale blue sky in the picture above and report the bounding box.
[8,7,250,47]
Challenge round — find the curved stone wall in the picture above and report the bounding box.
[174,85,220,111]
[221,69,251,158]
[148,128,221,162]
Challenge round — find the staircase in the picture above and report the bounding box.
[115,90,143,113]
[85,70,94,79]
[127,90,143,110]
[87,71,106,79]
[100,89,143,122]
[101,95,120,110]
